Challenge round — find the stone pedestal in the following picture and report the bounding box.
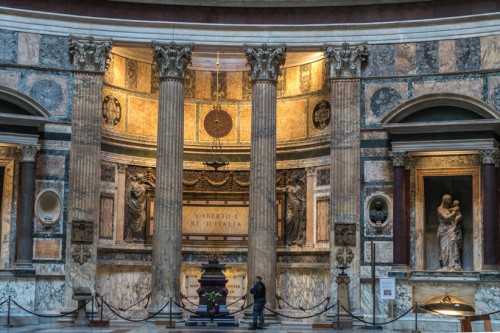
[335,274,353,329]
[73,287,92,326]
[244,45,286,322]
[149,42,192,321]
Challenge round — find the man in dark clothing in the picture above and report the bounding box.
[250,276,266,329]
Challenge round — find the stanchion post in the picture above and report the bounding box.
[100,296,104,327]
[167,297,172,329]
[7,296,11,327]
[91,296,94,323]
[336,299,340,329]
[414,301,419,333]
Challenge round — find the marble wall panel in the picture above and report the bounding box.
[26,74,69,117]
[277,68,287,98]
[127,96,158,137]
[365,44,396,77]
[277,99,307,141]
[363,160,392,182]
[136,61,152,93]
[184,103,197,142]
[487,75,500,113]
[480,35,500,69]
[99,193,114,239]
[240,104,252,142]
[285,66,300,97]
[0,159,15,269]
[455,37,481,72]
[0,70,20,90]
[17,33,39,66]
[412,78,483,100]
[227,72,243,100]
[0,277,36,312]
[195,71,211,99]
[104,53,115,85]
[316,198,329,242]
[360,265,391,279]
[363,241,393,263]
[416,41,439,75]
[36,155,65,176]
[310,60,326,93]
[475,283,500,320]
[276,268,330,322]
[360,281,389,317]
[0,29,18,64]
[394,281,412,317]
[112,54,126,88]
[33,238,61,260]
[438,40,456,73]
[33,263,65,276]
[102,87,127,132]
[39,35,69,69]
[365,83,406,126]
[242,72,252,100]
[35,277,64,312]
[395,43,416,76]
[96,265,152,319]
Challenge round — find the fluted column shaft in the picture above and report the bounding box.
[480,149,499,270]
[150,43,192,316]
[14,145,40,274]
[64,37,111,309]
[245,45,286,314]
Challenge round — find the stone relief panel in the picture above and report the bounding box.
[416,41,439,75]
[365,83,406,126]
[0,29,18,64]
[39,35,70,69]
[102,87,127,132]
[125,58,138,90]
[300,63,311,94]
[316,168,330,187]
[365,44,396,77]
[26,74,69,117]
[395,43,416,75]
[455,37,481,72]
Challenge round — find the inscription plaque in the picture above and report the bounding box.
[71,220,94,244]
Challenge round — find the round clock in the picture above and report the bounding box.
[203,109,233,138]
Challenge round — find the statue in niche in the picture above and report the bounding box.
[280,176,306,246]
[369,201,388,227]
[125,173,155,243]
[437,194,463,271]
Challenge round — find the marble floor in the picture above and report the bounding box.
[0,323,407,333]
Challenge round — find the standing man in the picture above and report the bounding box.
[250,276,266,329]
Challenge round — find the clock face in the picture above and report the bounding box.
[203,109,233,138]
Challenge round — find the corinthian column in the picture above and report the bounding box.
[64,37,111,310]
[324,43,367,315]
[479,148,499,270]
[14,144,40,275]
[150,42,192,319]
[245,45,286,316]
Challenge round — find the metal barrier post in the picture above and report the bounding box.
[166,297,173,329]
[7,296,11,327]
[413,302,419,333]
[100,296,104,326]
[91,296,94,323]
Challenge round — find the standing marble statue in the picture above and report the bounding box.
[436,194,462,271]
[125,173,155,242]
[280,176,306,246]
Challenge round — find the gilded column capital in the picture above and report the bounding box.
[69,36,112,73]
[324,42,368,78]
[244,44,286,81]
[479,148,499,165]
[151,42,193,79]
[17,144,40,163]
[388,151,408,168]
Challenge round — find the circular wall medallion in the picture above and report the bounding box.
[35,189,63,228]
[102,95,122,126]
[203,109,233,138]
[370,87,403,117]
[312,100,331,131]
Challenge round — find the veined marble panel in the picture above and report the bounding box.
[488,75,500,112]
[276,267,330,322]
[360,281,390,317]
[395,43,416,76]
[363,160,392,182]
[365,83,406,125]
[363,241,393,263]
[416,41,439,75]
[394,281,412,317]
[39,34,70,69]
[35,277,64,312]
[0,29,17,64]
[475,283,500,320]
[364,44,396,77]
[36,154,65,176]
[17,32,39,66]
[0,70,20,90]
[0,277,36,313]
[360,265,391,280]
[438,40,456,73]
[33,263,65,276]
[455,37,480,72]
[480,35,500,69]
[25,74,69,117]
[412,77,483,100]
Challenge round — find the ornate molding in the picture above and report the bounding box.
[244,45,286,81]
[17,144,40,162]
[151,42,193,79]
[388,151,408,167]
[479,148,499,165]
[69,36,112,72]
[324,42,368,78]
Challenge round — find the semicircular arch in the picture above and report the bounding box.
[0,85,50,126]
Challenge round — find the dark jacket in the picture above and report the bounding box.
[250,281,266,302]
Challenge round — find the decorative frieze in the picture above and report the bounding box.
[244,45,286,81]
[151,42,193,79]
[69,36,112,72]
[324,43,368,78]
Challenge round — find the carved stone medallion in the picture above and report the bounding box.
[204,109,233,138]
[102,95,122,126]
[72,244,91,265]
[313,100,331,131]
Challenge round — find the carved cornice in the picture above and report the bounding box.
[17,144,40,163]
[69,36,112,73]
[388,151,408,167]
[324,42,368,78]
[479,148,499,165]
[151,42,193,79]
[244,45,286,81]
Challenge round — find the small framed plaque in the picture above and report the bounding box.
[71,220,94,244]
[334,223,356,246]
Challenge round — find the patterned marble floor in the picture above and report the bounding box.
[1,323,393,333]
